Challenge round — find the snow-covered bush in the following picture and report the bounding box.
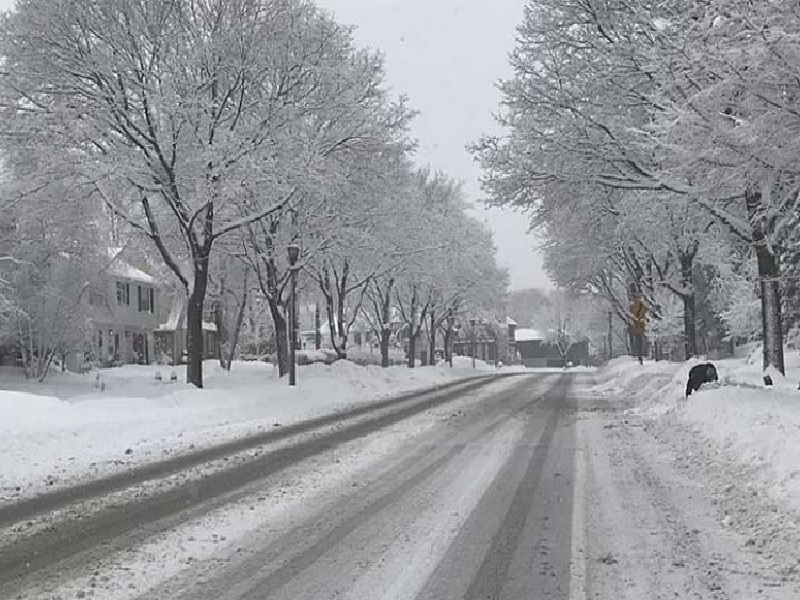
[296,349,339,366]
[347,346,405,367]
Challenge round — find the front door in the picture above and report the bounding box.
[133,334,144,364]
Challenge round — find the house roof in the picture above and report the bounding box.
[108,262,155,284]
[506,317,518,326]
[157,295,216,332]
[515,328,543,342]
[107,248,155,284]
[157,320,217,332]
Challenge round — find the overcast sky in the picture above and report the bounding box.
[317,0,551,292]
[0,0,552,291]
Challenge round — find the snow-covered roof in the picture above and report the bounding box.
[160,309,181,331]
[108,262,155,284]
[515,328,543,342]
[506,317,518,326]
[156,296,215,332]
[157,320,217,332]
[107,248,155,284]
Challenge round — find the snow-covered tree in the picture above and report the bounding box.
[0,159,107,380]
[303,143,415,362]
[0,0,410,386]
[476,0,800,375]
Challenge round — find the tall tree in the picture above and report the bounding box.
[0,0,407,386]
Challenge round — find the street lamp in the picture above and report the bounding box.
[469,317,476,369]
[287,243,300,387]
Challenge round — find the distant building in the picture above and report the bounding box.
[512,327,590,368]
[506,317,518,363]
[154,300,218,365]
[451,318,504,366]
[299,311,378,353]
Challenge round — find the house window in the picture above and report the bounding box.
[138,286,154,313]
[116,282,130,305]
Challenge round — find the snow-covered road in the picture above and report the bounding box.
[3,370,799,599]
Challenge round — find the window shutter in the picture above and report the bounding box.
[138,286,142,312]
[149,288,154,314]
[126,283,130,305]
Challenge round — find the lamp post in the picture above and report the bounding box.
[287,243,300,387]
[446,308,455,368]
[469,317,476,369]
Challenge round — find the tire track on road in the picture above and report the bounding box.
[0,374,527,594]
[462,404,562,600]
[414,376,573,600]
[144,375,561,600]
[0,375,503,528]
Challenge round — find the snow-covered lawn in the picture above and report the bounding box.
[0,357,515,503]
[593,354,800,514]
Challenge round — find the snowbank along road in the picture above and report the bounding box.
[2,371,799,599]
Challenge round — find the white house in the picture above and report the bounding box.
[78,257,159,370]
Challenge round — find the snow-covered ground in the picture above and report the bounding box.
[19,375,534,600]
[592,353,800,514]
[0,357,521,503]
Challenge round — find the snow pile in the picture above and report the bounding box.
[0,390,75,432]
[296,349,339,365]
[597,355,800,513]
[0,359,498,503]
[590,357,681,416]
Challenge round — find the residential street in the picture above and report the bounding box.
[2,372,798,600]
[4,1,800,598]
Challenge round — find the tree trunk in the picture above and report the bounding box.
[747,189,785,375]
[20,324,31,378]
[682,293,696,361]
[315,303,322,350]
[37,349,55,383]
[186,262,209,388]
[759,260,784,374]
[444,325,453,367]
[380,329,391,368]
[214,301,226,369]
[268,298,289,376]
[403,285,419,369]
[325,297,347,359]
[322,268,348,359]
[373,277,395,368]
[428,310,436,366]
[225,277,248,371]
[336,314,348,359]
[680,254,697,360]
[336,264,349,359]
